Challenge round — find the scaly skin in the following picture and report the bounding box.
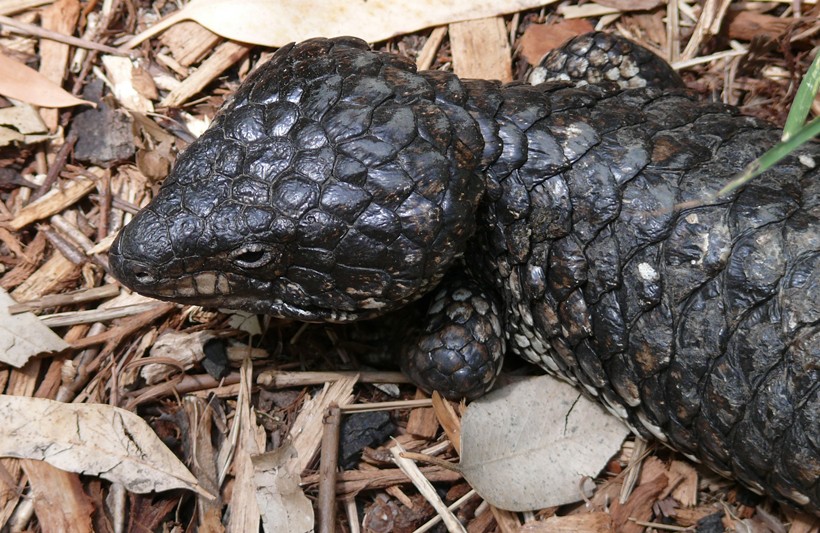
[110,33,819,513]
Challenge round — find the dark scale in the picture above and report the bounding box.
[109,32,819,514]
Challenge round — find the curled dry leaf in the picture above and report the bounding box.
[125,0,561,49]
[0,288,69,367]
[460,375,630,511]
[0,52,92,108]
[0,395,211,497]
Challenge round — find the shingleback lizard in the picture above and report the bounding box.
[109,32,820,514]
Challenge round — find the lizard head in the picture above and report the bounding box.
[110,37,484,322]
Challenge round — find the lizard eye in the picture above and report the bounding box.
[230,245,273,269]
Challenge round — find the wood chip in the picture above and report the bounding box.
[416,26,448,71]
[520,512,615,532]
[289,375,357,475]
[449,17,512,82]
[38,0,81,130]
[406,390,440,439]
[6,177,96,231]
[10,252,78,301]
[8,284,120,313]
[159,41,251,108]
[681,0,733,61]
[21,460,94,533]
[158,20,221,67]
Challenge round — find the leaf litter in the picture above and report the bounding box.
[0,395,209,495]
[460,376,630,511]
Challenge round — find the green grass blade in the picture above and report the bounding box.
[718,116,820,198]
[782,50,820,141]
[716,48,819,199]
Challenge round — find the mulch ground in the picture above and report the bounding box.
[0,1,818,531]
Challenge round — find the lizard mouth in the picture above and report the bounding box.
[109,232,372,323]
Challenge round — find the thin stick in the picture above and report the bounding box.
[391,442,466,533]
[0,14,129,56]
[416,26,448,71]
[318,405,342,533]
[30,132,77,202]
[620,437,648,504]
[341,398,432,413]
[415,490,478,533]
[257,370,409,389]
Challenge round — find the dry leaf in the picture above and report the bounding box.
[252,445,314,533]
[594,0,663,11]
[0,102,51,147]
[101,55,155,113]
[142,330,215,384]
[0,52,92,108]
[0,125,24,145]
[224,310,264,336]
[519,20,595,66]
[460,375,630,511]
[0,103,47,134]
[0,288,69,367]
[0,395,210,496]
[125,0,560,49]
[726,10,793,42]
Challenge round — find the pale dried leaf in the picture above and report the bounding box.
[0,102,47,134]
[0,51,92,108]
[252,445,314,533]
[0,395,209,496]
[0,288,69,367]
[142,330,215,384]
[224,309,263,336]
[460,375,630,511]
[0,125,24,145]
[0,102,51,146]
[101,55,155,113]
[126,0,560,49]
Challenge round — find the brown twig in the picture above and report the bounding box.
[30,132,77,202]
[318,404,342,533]
[0,14,131,56]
